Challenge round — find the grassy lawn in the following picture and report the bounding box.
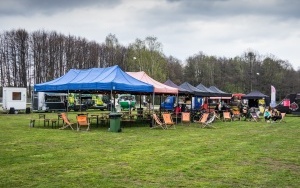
[0,111,299,187]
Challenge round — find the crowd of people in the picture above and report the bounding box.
[171,99,283,123]
[263,107,282,123]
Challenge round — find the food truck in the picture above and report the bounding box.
[275,93,300,114]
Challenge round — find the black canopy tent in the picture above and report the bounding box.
[242,90,270,107]
[242,90,269,99]
[196,83,216,97]
[179,82,209,110]
[180,82,208,97]
[164,79,191,95]
[208,86,232,98]
[242,91,270,108]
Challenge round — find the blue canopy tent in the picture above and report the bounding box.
[34,65,154,94]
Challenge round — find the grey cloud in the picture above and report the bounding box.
[132,0,300,31]
[0,0,121,16]
[164,0,300,20]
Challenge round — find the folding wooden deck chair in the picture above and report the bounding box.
[203,112,217,128]
[181,112,191,126]
[196,113,209,128]
[213,111,220,121]
[279,113,286,123]
[232,110,241,121]
[152,113,165,129]
[162,113,175,129]
[76,114,90,131]
[59,113,75,130]
[223,111,232,122]
[250,112,260,122]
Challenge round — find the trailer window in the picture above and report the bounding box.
[45,95,62,102]
[12,92,21,100]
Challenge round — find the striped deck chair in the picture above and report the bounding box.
[181,112,191,126]
[162,113,175,129]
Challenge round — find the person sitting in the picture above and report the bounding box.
[181,104,186,112]
[174,104,181,115]
[264,108,271,122]
[271,109,282,122]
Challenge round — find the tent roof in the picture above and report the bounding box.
[196,83,216,97]
[242,90,269,99]
[126,72,178,94]
[164,79,190,94]
[34,65,154,93]
[179,82,207,96]
[208,86,232,97]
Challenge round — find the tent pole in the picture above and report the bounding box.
[67,90,69,113]
[139,94,142,108]
[159,95,162,114]
[110,89,113,112]
[152,93,155,112]
[190,94,193,112]
[79,93,82,112]
[152,93,155,127]
[176,93,178,124]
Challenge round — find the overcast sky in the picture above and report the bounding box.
[1,0,300,69]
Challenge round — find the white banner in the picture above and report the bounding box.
[270,85,276,107]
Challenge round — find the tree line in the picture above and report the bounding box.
[1,29,299,100]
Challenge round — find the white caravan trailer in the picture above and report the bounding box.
[2,87,27,113]
[31,91,67,112]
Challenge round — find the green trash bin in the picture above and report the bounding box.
[109,112,122,132]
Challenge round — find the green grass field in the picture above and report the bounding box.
[0,112,299,187]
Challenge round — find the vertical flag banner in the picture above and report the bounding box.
[270,85,276,107]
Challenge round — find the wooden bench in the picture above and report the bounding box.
[29,119,36,127]
[51,119,58,128]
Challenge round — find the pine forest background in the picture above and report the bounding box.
[1,29,300,101]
